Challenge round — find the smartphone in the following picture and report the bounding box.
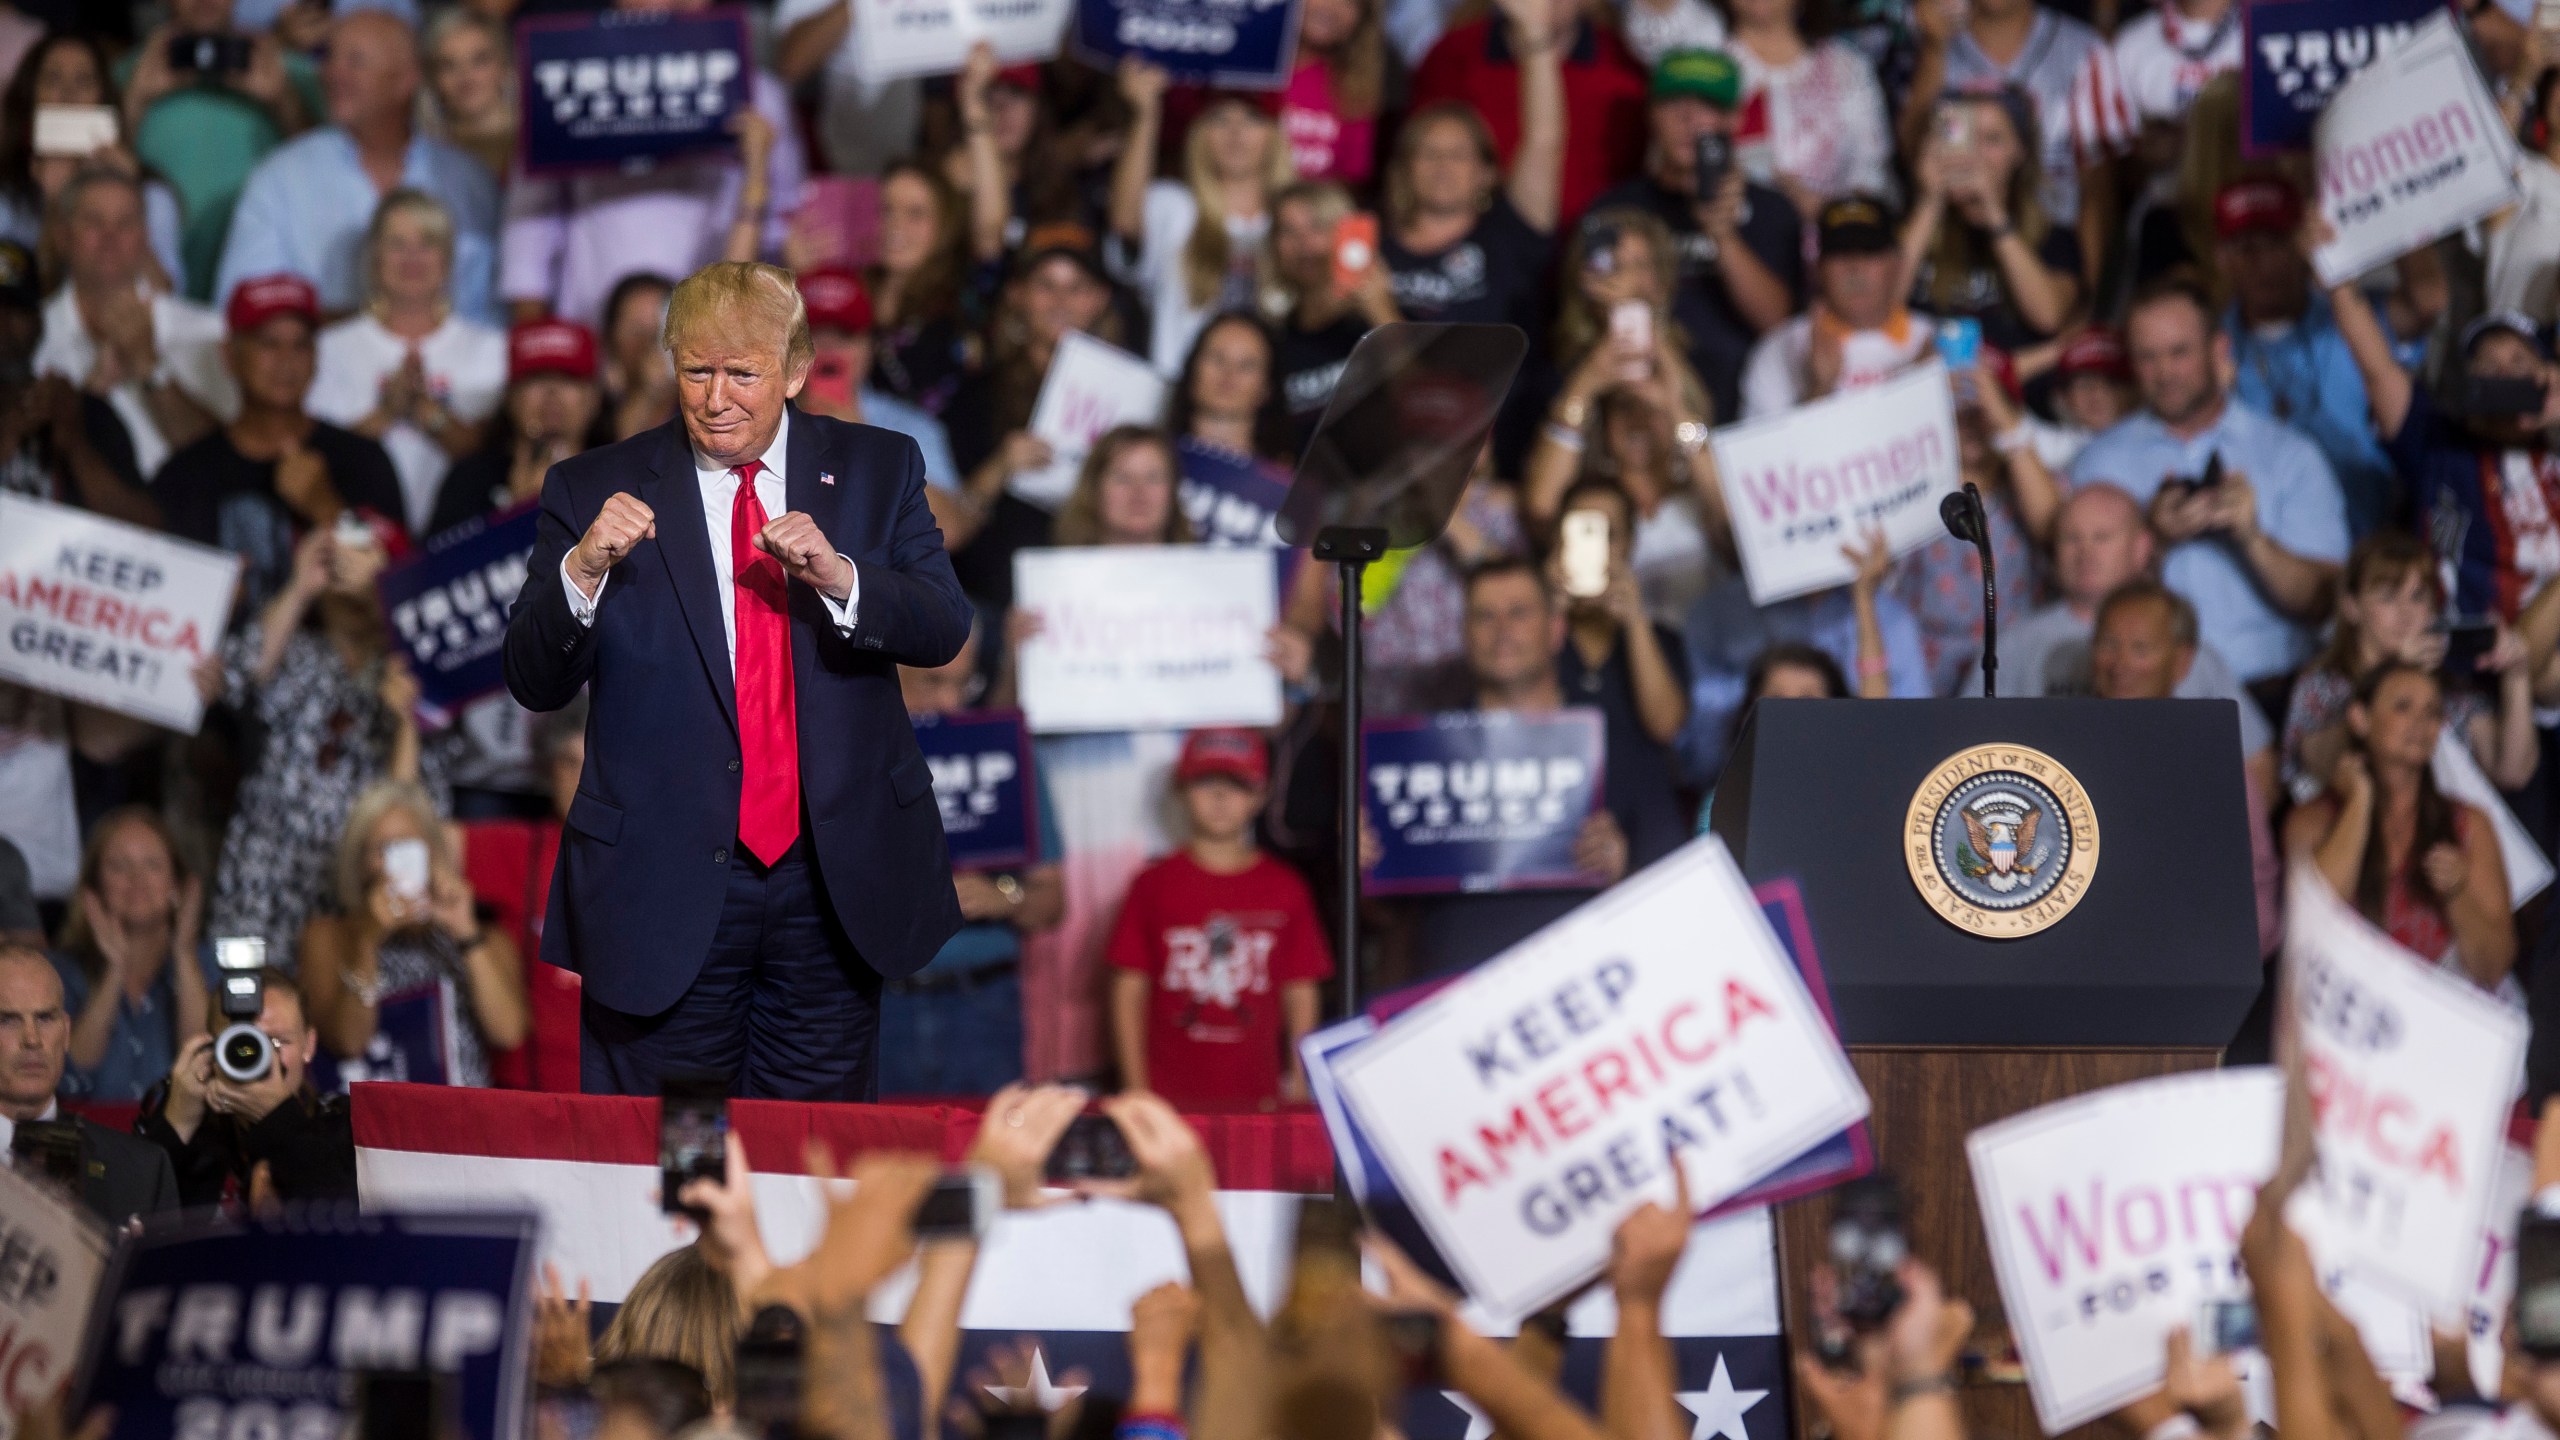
[32,104,116,159]
[659,1075,730,1218]
[1609,300,1653,384]
[734,1305,805,1439]
[1561,510,1611,599]
[2195,451,2225,491]
[1692,132,1733,197]
[10,1120,85,1192]
[1582,222,1622,277]
[1043,1112,1136,1182]
[383,837,430,906]
[1383,1311,1445,1387]
[167,32,253,74]
[805,349,856,411]
[2195,1299,2261,1357]
[1934,316,1982,372]
[912,1166,1001,1241]
[2443,618,2498,678]
[2518,1209,2560,1358]
[333,509,379,550]
[1935,103,1971,153]
[350,1370,450,1440]
[2465,374,2549,418]
[1330,212,1379,296]
[1828,1175,1908,1331]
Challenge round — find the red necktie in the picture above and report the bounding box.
[729,461,800,864]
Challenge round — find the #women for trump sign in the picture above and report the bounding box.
[2308,11,2519,286]
[1012,545,1281,733]
[1360,709,1605,895]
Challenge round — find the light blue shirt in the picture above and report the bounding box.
[2227,289,2396,536]
[859,388,958,492]
[1676,577,1930,783]
[2068,398,2350,682]
[215,128,500,324]
[232,0,417,28]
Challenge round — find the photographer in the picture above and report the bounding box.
[135,963,357,1210]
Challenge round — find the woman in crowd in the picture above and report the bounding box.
[1552,474,1689,756]
[951,48,1098,266]
[52,807,210,1101]
[208,521,445,970]
[1695,641,1852,833]
[421,11,514,184]
[1281,0,1389,186]
[1897,89,2079,350]
[2284,662,2516,989]
[1525,210,1719,534]
[1264,180,1400,440]
[1169,310,1294,470]
[1558,383,1723,628]
[1892,360,2059,695]
[997,426,1198,1081]
[2282,529,2545,801]
[299,780,527,1090]
[1111,63,1294,375]
[597,272,676,442]
[0,32,180,283]
[426,320,606,538]
[1381,100,1556,335]
[867,158,979,418]
[306,189,508,537]
[1724,0,1893,211]
[939,243,1124,608]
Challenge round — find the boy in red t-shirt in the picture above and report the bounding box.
[1106,728,1332,1107]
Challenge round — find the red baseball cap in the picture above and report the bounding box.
[797,266,874,335]
[993,63,1043,94]
[508,318,598,383]
[1978,344,2023,405]
[2213,177,2302,240]
[225,273,320,334]
[1176,727,1268,787]
[2054,327,2131,381]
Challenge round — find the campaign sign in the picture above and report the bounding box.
[1013,545,1281,733]
[1710,362,1961,605]
[2310,12,2518,287]
[1360,710,1605,895]
[914,708,1040,871]
[2282,868,2528,1313]
[2243,0,2445,155]
[1016,332,1168,510]
[517,9,750,176]
[1070,0,1302,88]
[854,0,1072,85]
[81,1208,538,1440]
[1967,1068,2283,1433]
[0,493,238,734]
[380,504,537,729]
[2464,1142,2534,1396]
[0,1168,109,1440]
[1176,439,1290,549]
[1332,835,1870,1320]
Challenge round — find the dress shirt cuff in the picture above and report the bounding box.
[562,559,606,625]
[820,554,859,632]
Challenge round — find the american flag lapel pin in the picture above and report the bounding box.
[818,471,836,486]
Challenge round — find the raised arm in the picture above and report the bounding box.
[1498,0,1565,233]
[2315,216,2414,442]
[1109,61,1170,245]
[957,45,1015,265]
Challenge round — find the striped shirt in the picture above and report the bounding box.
[1942,8,2136,220]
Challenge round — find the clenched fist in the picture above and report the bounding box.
[753,511,855,600]
[568,493,657,598]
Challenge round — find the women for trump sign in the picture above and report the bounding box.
[1330,836,1869,1320]
[0,494,238,733]
[1710,362,1960,605]
[2309,12,2518,286]
[1013,545,1281,732]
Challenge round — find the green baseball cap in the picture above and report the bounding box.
[1651,48,1740,109]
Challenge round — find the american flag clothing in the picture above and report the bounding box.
[1940,8,2137,221]
[2108,1,2244,126]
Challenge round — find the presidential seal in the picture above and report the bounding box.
[1904,744,2099,938]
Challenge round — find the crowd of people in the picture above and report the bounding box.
[0,0,2553,1107]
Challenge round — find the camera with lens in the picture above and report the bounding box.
[213,936,273,1083]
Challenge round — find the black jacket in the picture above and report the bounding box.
[73,1114,179,1226]
[134,1084,357,1210]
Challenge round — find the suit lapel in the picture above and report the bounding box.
[641,422,740,735]
[782,405,831,678]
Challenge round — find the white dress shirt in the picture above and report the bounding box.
[561,411,861,667]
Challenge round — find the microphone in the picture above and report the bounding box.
[1941,484,1998,697]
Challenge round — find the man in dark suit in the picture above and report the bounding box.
[0,945,179,1225]
[505,261,970,1101]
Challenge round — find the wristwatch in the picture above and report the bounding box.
[992,874,1024,907]
[1674,420,1710,454]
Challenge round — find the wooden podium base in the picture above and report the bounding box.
[1774,1046,2223,1440]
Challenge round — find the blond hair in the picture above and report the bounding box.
[595,1247,741,1407]
[1180,102,1296,309]
[363,188,457,310]
[662,261,814,376]
[334,780,451,915]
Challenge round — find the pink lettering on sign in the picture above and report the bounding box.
[2320,102,2481,204]
[1732,424,1948,524]
[2016,1175,2258,1283]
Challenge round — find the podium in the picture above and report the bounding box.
[1712,698,2263,1438]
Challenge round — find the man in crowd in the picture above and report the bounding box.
[0,239,156,524]
[136,966,356,1208]
[2069,276,2347,685]
[793,266,956,490]
[2088,581,2280,956]
[117,0,317,299]
[1391,558,1669,976]
[35,167,236,481]
[215,8,498,322]
[154,273,407,610]
[1590,48,1800,423]
[2214,177,2393,535]
[1740,195,1933,417]
[0,944,178,1223]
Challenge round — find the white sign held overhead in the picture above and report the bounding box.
[2310,11,2520,285]
[851,0,1072,85]
[1014,330,1169,510]
[1012,545,1281,733]
[1710,361,1962,605]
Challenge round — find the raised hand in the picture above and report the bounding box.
[968,1083,1089,1210]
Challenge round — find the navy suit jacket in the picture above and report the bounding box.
[503,408,971,1015]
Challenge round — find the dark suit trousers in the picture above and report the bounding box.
[581,839,883,1101]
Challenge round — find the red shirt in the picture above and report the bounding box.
[1106,851,1334,1107]
[1409,17,1650,227]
